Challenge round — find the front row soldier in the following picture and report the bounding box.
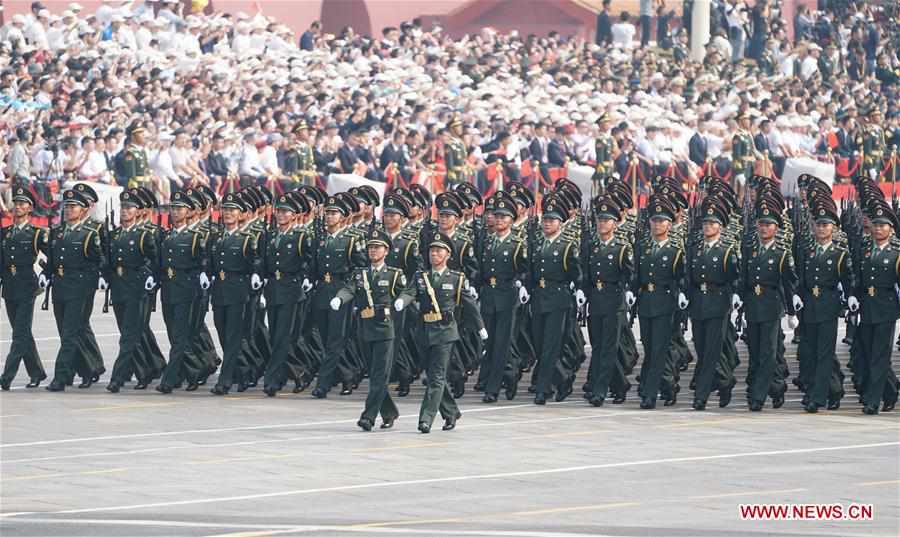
[397,231,486,433]
[1,187,48,390]
[333,229,411,431]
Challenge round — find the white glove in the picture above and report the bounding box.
[847,296,859,312]
[393,298,405,312]
[301,278,313,292]
[98,277,108,290]
[329,297,341,311]
[732,293,743,310]
[850,313,859,326]
[518,286,530,304]
[514,280,523,288]
[788,315,799,330]
[569,281,575,291]
[678,292,689,310]
[259,295,267,308]
[736,318,746,338]
[729,310,739,329]
[39,274,49,289]
[251,273,263,290]
[469,286,479,300]
[478,327,489,340]
[792,294,804,312]
[575,289,586,307]
[837,282,845,301]
[625,291,636,307]
[199,272,210,290]
[144,276,156,291]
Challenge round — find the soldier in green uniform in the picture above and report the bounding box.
[583,195,633,407]
[106,190,158,392]
[856,200,900,414]
[531,195,582,405]
[71,182,107,387]
[741,195,799,411]
[732,112,757,194]
[45,189,106,391]
[131,187,168,383]
[592,113,618,189]
[444,115,469,188]
[262,193,313,396]
[479,192,528,403]
[797,201,855,413]
[633,195,687,409]
[156,190,209,393]
[334,229,412,430]
[687,198,741,410]
[860,108,886,180]
[208,192,262,395]
[186,186,222,385]
[310,195,368,398]
[0,187,49,390]
[399,231,486,433]
[122,122,151,189]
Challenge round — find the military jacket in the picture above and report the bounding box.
[530,234,581,314]
[594,134,617,175]
[47,220,104,301]
[480,231,528,313]
[742,242,798,322]
[264,225,312,306]
[444,137,468,184]
[583,236,633,316]
[1,222,48,301]
[337,264,412,342]
[122,145,150,186]
[798,243,854,323]
[160,226,206,306]
[312,226,368,309]
[409,267,484,345]
[634,239,685,318]
[209,229,260,307]
[107,224,156,305]
[385,228,422,280]
[857,242,900,324]
[732,131,755,176]
[688,240,739,319]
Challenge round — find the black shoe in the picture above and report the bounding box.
[106,382,120,393]
[78,378,93,389]
[293,378,310,393]
[311,388,327,399]
[473,382,483,392]
[0,378,10,391]
[505,383,518,400]
[236,382,249,393]
[772,385,787,409]
[827,399,841,411]
[640,397,656,409]
[482,393,498,403]
[882,400,896,412]
[396,383,410,397]
[26,378,43,389]
[418,422,431,434]
[264,387,278,397]
[589,397,604,407]
[555,383,573,402]
[692,400,706,411]
[357,418,374,432]
[451,381,465,399]
[804,402,819,413]
[801,394,810,406]
[46,381,65,392]
[664,394,677,407]
[442,412,461,431]
[534,393,546,405]
[155,385,173,394]
[210,385,229,396]
[718,379,736,408]
[380,417,396,429]
[612,393,626,404]
[133,382,148,390]
[862,405,879,415]
[527,385,537,393]
[185,382,199,392]
[340,384,353,396]
[749,400,763,412]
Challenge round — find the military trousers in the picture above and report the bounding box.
[418,342,459,427]
[481,305,518,395]
[361,338,399,423]
[313,302,353,392]
[264,301,299,390]
[110,296,152,384]
[746,319,782,405]
[638,313,674,401]
[587,310,624,401]
[532,309,568,396]
[159,300,196,388]
[76,289,105,380]
[691,316,729,403]
[51,295,92,385]
[1,296,46,384]
[800,319,839,407]
[213,302,246,390]
[858,322,899,408]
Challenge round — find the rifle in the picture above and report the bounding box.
[576,207,589,327]
[150,203,162,312]
[418,197,435,270]
[102,199,113,313]
[629,200,644,327]
[40,200,62,311]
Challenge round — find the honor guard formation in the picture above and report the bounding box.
[3,167,899,433]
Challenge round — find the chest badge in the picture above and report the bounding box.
[754,284,762,296]
[712,257,718,262]
[129,240,135,246]
[116,266,124,276]
[607,254,614,260]
[9,264,16,276]
[826,259,832,265]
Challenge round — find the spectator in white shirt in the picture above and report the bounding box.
[170,130,206,186]
[611,12,637,48]
[78,136,111,183]
[238,133,267,184]
[260,134,284,179]
[24,10,50,50]
[114,16,138,50]
[800,44,821,81]
[151,133,181,195]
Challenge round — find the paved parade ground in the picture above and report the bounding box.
[1,296,898,537]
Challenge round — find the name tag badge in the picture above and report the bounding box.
[378,280,389,286]
[442,283,454,290]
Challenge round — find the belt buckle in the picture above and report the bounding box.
[424,311,443,322]
[647,283,655,292]
[360,307,375,319]
[812,286,820,298]
[167,267,175,280]
[596,281,604,290]
[275,270,282,280]
[116,266,124,277]
[868,286,876,297]
[700,282,707,293]
[324,272,332,283]
[219,270,226,281]
[754,284,762,296]
[489,276,497,287]
[9,264,15,276]
[539,278,546,288]
[57,266,64,277]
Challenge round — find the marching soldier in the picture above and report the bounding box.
[856,200,900,415]
[208,192,262,395]
[583,195,633,407]
[742,195,799,411]
[310,195,367,398]
[334,229,412,431]
[797,201,855,413]
[397,231,486,433]
[687,198,740,410]
[45,189,106,392]
[0,187,49,390]
[593,113,618,187]
[478,192,528,403]
[444,116,469,188]
[262,193,313,396]
[531,195,582,405]
[72,183,107,387]
[122,122,151,189]
[283,120,317,189]
[860,108,886,180]
[633,195,687,409]
[156,190,208,393]
[732,112,757,192]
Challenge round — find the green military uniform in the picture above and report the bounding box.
[478,197,528,401]
[0,189,49,389]
[122,144,151,188]
[444,136,469,187]
[732,130,756,180]
[46,190,105,391]
[860,123,886,178]
[337,231,412,428]
[593,125,617,184]
[409,231,484,431]
[855,204,900,414]
[583,198,633,406]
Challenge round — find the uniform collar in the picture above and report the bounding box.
[760,239,776,251]
[371,262,386,272]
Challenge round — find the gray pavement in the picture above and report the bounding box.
[1,295,898,537]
